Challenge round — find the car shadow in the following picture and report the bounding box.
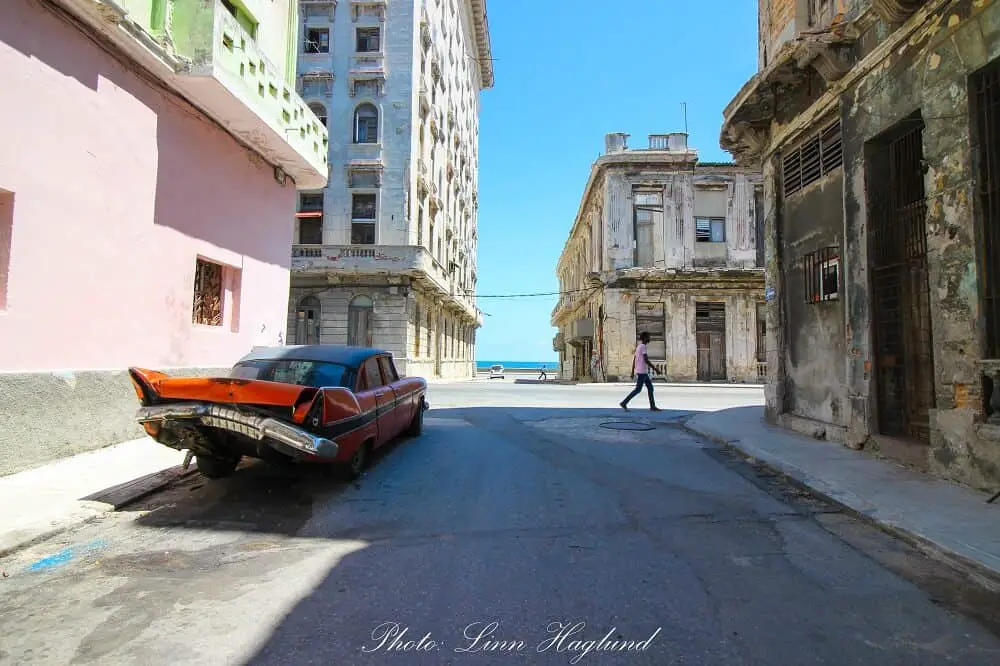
[128,432,414,537]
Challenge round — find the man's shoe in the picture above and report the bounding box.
[620,402,628,411]
[650,406,661,411]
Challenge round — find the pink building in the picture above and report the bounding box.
[0,0,329,475]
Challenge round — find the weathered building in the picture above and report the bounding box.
[721,0,1000,490]
[288,0,491,379]
[551,133,765,384]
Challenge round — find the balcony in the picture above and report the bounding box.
[64,0,329,189]
[291,245,480,322]
[348,142,382,164]
[350,0,387,22]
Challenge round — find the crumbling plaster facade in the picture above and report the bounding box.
[551,133,765,384]
[288,0,490,379]
[722,0,1000,491]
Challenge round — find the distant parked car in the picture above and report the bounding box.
[488,364,505,379]
[128,345,428,481]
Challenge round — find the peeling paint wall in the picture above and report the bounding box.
[782,164,849,426]
[601,169,763,271]
[840,0,1000,488]
[752,0,1000,490]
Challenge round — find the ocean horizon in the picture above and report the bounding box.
[476,361,558,370]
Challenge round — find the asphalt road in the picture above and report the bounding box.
[3,382,1000,665]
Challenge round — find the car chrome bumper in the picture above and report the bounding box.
[136,402,339,460]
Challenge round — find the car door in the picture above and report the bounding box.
[377,355,407,436]
[363,357,394,447]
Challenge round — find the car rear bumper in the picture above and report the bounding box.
[136,402,339,460]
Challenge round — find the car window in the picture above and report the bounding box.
[308,362,350,388]
[378,356,399,383]
[230,360,351,388]
[364,358,383,390]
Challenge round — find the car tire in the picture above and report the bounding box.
[405,400,424,436]
[196,453,241,479]
[341,442,370,481]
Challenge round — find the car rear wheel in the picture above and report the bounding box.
[196,453,241,479]
[341,442,370,481]
[405,400,424,436]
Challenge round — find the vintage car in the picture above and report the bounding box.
[128,345,428,481]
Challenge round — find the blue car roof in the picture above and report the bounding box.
[236,345,388,370]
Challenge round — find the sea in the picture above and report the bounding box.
[476,361,557,370]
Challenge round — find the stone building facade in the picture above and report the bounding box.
[551,133,765,384]
[721,0,1000,490]
[288,0,491,379]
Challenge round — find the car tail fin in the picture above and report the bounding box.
[128,367,167,406]
[292,387,321,424]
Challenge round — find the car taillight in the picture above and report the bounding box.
[305,395,325,429]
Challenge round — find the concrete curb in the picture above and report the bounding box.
[0,465,196,559]
[683,419,1000,592]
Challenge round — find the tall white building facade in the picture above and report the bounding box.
[288,0,492,378]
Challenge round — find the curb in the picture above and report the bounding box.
[0,465,196,559]
[683,419,1000,593]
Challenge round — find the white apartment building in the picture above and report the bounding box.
[288,0,491,378]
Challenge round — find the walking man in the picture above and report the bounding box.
[620,332,660,411]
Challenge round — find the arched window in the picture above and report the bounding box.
[308,102,327,129]
[295,295,321,345]
[353,103,378,144]
[348,294,374,347]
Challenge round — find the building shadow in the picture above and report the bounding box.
[3,0,293,269]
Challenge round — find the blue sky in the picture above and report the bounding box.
[473,0,758,362]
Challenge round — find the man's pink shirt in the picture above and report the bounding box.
[634,343,648,374]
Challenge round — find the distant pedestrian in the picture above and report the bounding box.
[620,332,660,411]
[538,365,548,381]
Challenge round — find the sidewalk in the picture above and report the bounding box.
[0,438,191,557]
[686,406,1000,588]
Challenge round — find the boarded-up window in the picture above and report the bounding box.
[414,304,422,356]
[696,302,727,381]
[295,295,321,345]
[192,259,223,326]
[635,301,665,358]
[348,295,373,346]
[633,190,661,268]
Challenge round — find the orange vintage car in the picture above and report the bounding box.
[128,345,428,480]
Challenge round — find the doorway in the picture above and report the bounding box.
[347,295,373,347]
[696,302,727,381]
[867,116,935,443]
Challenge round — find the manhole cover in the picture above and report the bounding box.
[599,421,655,431]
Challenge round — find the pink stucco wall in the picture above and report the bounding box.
[0,0,297,372]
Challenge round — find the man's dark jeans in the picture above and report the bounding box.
[622,373,656,407]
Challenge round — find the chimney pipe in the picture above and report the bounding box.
[605,133,629,154]
[666,132,688,151]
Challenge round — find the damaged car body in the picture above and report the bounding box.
[128,345,429,480]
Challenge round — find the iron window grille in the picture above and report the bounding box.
[803,246,840,303]
[782,119,843,197]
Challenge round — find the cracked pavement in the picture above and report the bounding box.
[2,381,1000,665]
